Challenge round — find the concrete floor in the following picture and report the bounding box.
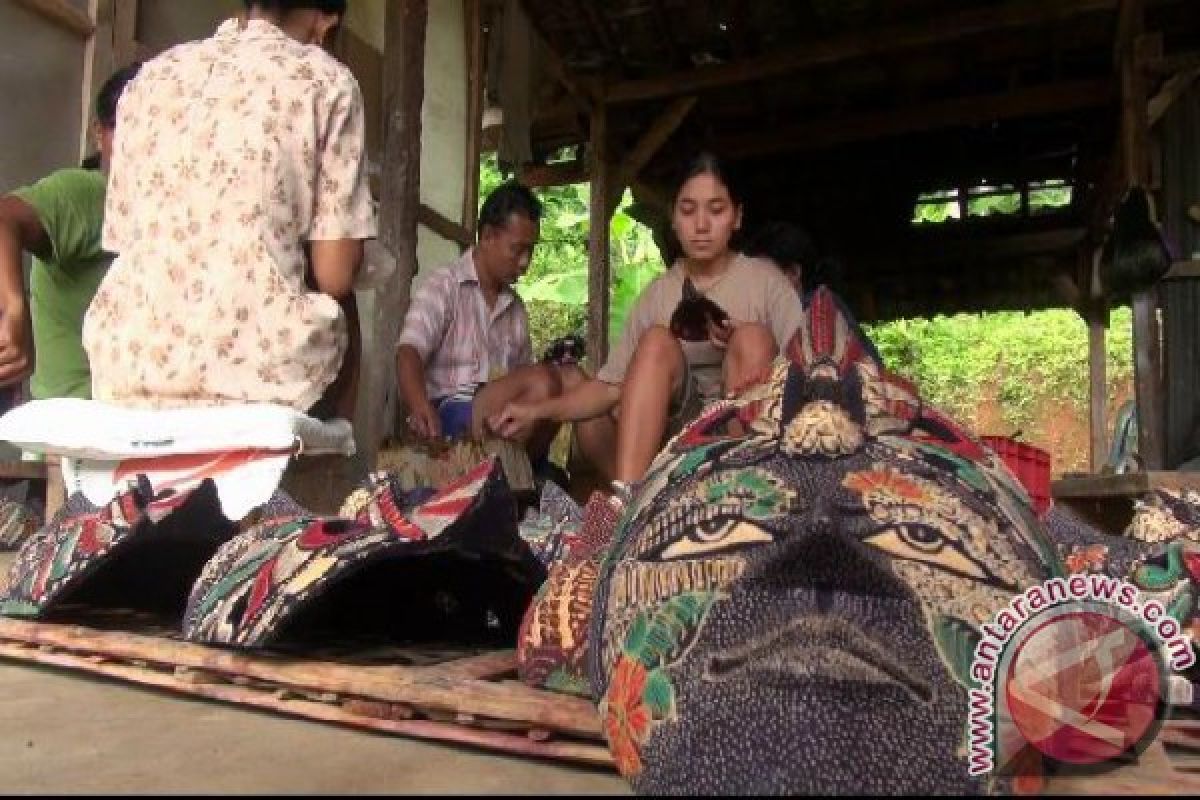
[0,553,628,795]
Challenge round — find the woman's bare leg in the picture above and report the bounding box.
[615,326,686,484]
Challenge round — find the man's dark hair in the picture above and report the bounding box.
[82,62,143,168]
[96,62,143,130]
[744,221,817,274]
[479,181,542,234]
[243,0,349,14]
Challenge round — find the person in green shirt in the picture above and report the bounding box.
[0,63,141,400]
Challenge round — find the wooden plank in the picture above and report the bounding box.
[417,203,473,249]
[462,0,485,238]
[371,0,428,467]
[609,95,697,209]
[0,618,603,738]
[586,104,612,369]
[723,80,1115,158]
[1164,260,1200,280]
[13,0,95,37]
[0,640,612,767]
[1149,68,1200,128]
[433,650,518,680]
[0,460,48,481]
[1051,471,1200,500]
[604,0,1118,104]
[517,160,589,188]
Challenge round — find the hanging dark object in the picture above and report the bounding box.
[1101,187,1173,298]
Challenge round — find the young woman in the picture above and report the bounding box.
[488,152,805,500]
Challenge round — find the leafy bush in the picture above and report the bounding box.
[867,308,1134,431]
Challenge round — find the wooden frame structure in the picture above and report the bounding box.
[0,615,610,768]
[486,0,1200,489]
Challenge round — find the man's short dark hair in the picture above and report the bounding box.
[744,221,817,273]
[479,181,542,234]
[96,62,143,130]
[243,0,349,14]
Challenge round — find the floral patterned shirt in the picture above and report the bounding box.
[84,18,377,412]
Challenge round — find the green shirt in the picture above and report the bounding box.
[11,168,110,400]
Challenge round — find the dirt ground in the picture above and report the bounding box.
[0,553,628,795]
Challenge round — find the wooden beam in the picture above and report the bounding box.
[462,0,485,237]
[1148,68,1200,127]
[647,0,684,69]
[587,104,613,369]
[418,203,473,250]
[604,0,1118,104]
[609,95,697,208]
[14,0,95,37]
[534,28,598,114]
[516,160,588,188]
[576,0,618,66]
[867,227,1088,268]
[373,0,428,466]
[79,0,104,161]
[723,80,1115,158]
[1165,260,1200,280]
[112,0,137,68]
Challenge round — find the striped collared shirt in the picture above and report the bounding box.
[397,249,533,400]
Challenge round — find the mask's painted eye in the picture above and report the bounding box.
[660,519,774,561]
[865,524,987,581]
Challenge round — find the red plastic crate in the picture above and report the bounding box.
[980,435,1052,517]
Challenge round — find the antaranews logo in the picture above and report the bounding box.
[967,574,1194,777]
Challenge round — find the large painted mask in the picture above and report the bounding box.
[588,288,1059,793]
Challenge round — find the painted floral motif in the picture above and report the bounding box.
[604,655,653,777]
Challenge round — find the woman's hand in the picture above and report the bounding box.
[488,401,540,442]
[707,317,738,350]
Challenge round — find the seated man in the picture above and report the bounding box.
[82,0,374,419]
[396,182,580,465]
[0,64,141,401]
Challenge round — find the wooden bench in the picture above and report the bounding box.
[1052,471,1200,535]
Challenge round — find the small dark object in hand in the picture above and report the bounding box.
[669,278,730,342]
[541,333,586,366]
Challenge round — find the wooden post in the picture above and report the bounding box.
[1088,306,1109,473]
[1118,1,1165,470]
[112,0,137,68]
[462,0,485,239]
[371,0,428,466]
[587,103,613,369]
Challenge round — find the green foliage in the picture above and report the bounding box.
[480,154,664,356]
[912,182,1073,225]
[866,307,1134,432]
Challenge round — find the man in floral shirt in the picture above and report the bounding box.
[84,0,376,419]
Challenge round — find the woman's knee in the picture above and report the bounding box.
[630,326,685,375]
[728,323,777,365]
